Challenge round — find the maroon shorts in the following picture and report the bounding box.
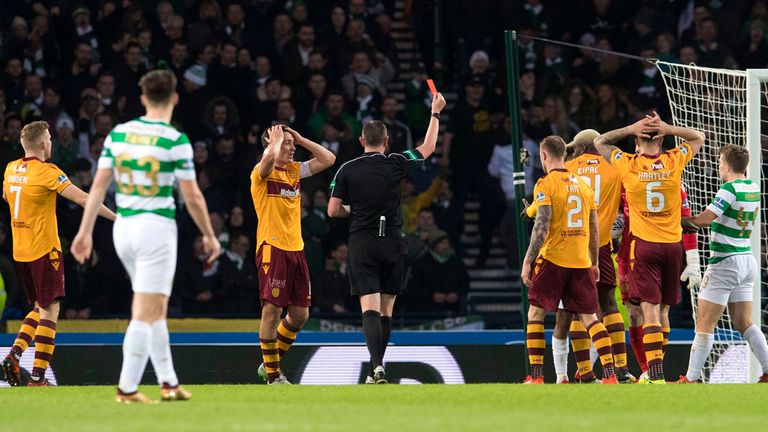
[628,238,683,306]
[529,258,599,314]
[15,249,65,308]
[256,244,311,308]
[597,244,616,293]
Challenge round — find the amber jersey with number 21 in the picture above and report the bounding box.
[610,143,693,243]
[565,151,621,248]
[533,168,596,269]
[3,157,71,262]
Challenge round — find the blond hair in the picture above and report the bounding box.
[20,121,50,150]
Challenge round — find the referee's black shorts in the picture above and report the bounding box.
[347,229,407,296]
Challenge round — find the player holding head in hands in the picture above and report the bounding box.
[251,123,336,384]
[594,112,704,384]
[1,121,115,387]
[71,70,220,402]
[676,145,768,383]
[521,135,618,385]
[328,92,446,384]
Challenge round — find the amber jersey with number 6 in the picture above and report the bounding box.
[532,169,596,269]
[565,151,621,248]
[3,157,71,262]
[610,143,693,243]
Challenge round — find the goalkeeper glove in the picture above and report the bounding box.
[681,217,699,234]
[680,249,702,290]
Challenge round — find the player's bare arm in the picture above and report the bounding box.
[258,125,285,179]
[682,208,719,231]
[59,184,116,221]
[589,209,600,282]
[521,205,551,287]
[285,126,336,174]
[594,117,655,163]
[327,197,350,218]
[179,179,221,263]
[415,93,447,159]
[71,168,115,264]
[647,111,706,155]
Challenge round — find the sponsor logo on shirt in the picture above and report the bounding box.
[713,197,727,210]
[16,164,27,173]
[586,159,600,165]
[651,160,664,170]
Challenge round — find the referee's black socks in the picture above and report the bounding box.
[362,310,384,368]
[381,316,392,355]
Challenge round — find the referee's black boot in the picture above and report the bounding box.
[373,366,387,384]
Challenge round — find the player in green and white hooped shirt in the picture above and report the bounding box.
[677,144,768,383]
[72,70,222,402]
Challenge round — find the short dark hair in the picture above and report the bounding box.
[124,42,141,53]
[138,70,176,105]
[540,135,566,159]
[362,120,387,147]
[720,144,749,174]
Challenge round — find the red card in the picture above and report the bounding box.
[426,79,438,96]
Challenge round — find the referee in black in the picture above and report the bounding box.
[327,92,446,384]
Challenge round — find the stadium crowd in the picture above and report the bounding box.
[0,0,766,322]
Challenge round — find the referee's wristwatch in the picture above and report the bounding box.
[431,112,440,120]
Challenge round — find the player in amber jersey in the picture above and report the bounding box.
[1,121,114,387]
[251,124,335,384]
[521,135,618,385]
[595,112,704,383]
[618,183,700,381]
[558,129,632,383]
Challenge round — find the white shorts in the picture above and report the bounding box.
[698,254,757,306]
[113,213,178,296]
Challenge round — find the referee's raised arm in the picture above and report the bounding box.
[413,93,447,159]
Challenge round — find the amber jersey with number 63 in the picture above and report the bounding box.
[565,151,621,248]
[3,157,71,262]
[610,143,693,243]
[532,169,596,269]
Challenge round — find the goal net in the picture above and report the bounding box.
[656,61,766,383]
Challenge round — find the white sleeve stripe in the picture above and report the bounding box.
[707,203,724,217]
[299,161,312,179]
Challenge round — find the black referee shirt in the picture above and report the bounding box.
[330,149,425,233]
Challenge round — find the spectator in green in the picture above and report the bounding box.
[307,90,361,141]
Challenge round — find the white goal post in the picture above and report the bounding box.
[656,61,765,383]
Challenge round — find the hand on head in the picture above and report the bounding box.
[264,124,285,147]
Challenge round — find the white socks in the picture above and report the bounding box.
[685,332,714,382]
[589,344,599,368]
[743,324,768,374]
[149,320,179,387]
[118,320,152,393]
[552,336,569,379]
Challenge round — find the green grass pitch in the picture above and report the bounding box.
[1,384,767,431]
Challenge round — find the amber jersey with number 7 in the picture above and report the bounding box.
[3,157,71,262]
[610,142,694,243]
